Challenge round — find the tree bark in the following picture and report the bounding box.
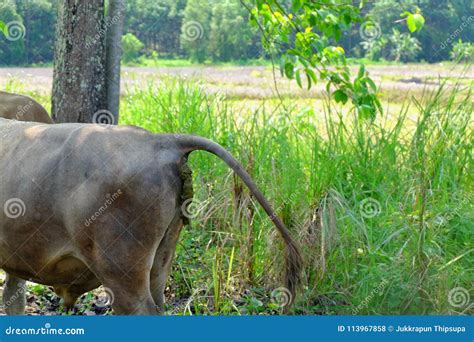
[52,0,106,123]
[105,0,125,123]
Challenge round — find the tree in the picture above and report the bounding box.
[209,0,258,62]
[15,0,56,65]
[52,0,125,124]
[0,2,26,66]
[52,0,107,123]
[180,0,211,63]
[105,0,126,121]
[367,0,468,63]
[124,0,187,56]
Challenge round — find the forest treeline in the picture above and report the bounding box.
[0,0,472,66]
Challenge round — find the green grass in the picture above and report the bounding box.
[125,56,460,68]
[120,80,473,315]
[123,57,272,68]
[124,57,196,67]
[123,56,464,68]
[4,77,472,316]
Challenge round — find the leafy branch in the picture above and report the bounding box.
[244,0,425,120]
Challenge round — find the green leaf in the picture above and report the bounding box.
[280,58,286,78]
[306,72,312,90]
[292,0,302,12]
[295,69,303,88]
[366,78,378,91]
[333,89,349,104]
[406,16,416,32]
[407,13,425,33]
[284,62,295,79]
[333,25,342,41]
[374,97,383,115]
[306,68,318,83]
[358,104,376,120]
[413,14,425,31]
[309,12,318,26]
[0,20,6,36]
[357,65,365,79]
[326,81,332,94]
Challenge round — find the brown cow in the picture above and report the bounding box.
[0,92,53,314]
[0,91,53,123]
[0,118,301,315]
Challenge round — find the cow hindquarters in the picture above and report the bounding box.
[85,250,158,315]
[3,274,26,315]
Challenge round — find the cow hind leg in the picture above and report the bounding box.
[87,264,158,315]
[3,274,26,315]
[150,212,184,311]
[83,239,158,315]
[99,271,157,315]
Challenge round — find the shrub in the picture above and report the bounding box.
[122,33,144,63]
[388,29,421,63]
[450,40,474,63]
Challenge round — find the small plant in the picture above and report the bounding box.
[450,40,474,63]
[388,29,421,62]
[29,283,46,296]
[361,37,388,62]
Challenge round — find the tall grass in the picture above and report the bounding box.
[120,79,472,315]
[5,76,471,315]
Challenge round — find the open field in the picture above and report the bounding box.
[0,63,473,316]
[0,63,472,102]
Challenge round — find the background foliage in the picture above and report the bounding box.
[0,0,472,66]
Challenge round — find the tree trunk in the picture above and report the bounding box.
[105,0,125,123]
[52,0,106,123]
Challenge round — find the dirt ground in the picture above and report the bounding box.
[0,272,114,316]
